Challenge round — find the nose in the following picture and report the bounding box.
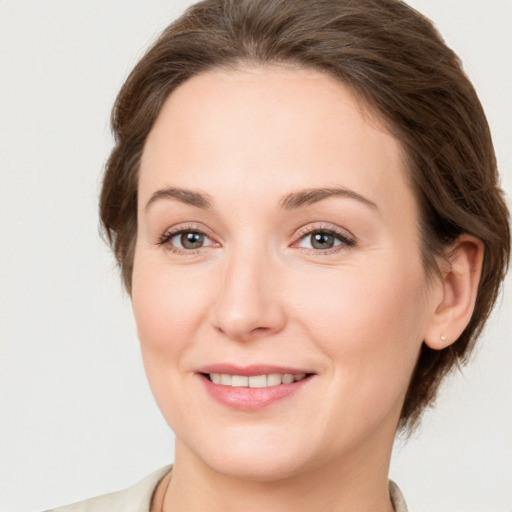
[209,245,286,341]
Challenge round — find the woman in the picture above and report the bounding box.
[31,0,508,510]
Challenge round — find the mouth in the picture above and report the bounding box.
[203,372,309,387]
[196,365,315,410]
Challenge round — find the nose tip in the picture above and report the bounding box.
[209,255,286,341]
[214,311,275,340]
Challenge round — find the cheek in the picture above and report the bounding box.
[295,262,426,340]
[290,258,429,407]
[131,255,213,372]
[130,254,218,429]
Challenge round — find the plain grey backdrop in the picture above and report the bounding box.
[1,1,510,511]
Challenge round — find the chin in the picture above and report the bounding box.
[181,426,315,482]
[206,450,311,482]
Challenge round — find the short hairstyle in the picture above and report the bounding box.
[100,0,510,432]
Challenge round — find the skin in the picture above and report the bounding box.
[131,65,481,511]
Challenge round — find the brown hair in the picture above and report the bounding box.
[100,0,510,432]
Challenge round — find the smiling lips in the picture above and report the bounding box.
[209,372,307,387]
[198,365,314,410]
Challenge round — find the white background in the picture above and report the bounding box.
[0,1,510,511]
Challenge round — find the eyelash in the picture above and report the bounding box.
[156,224,215,254]
[293,224,356,255]
[156,223,356,255]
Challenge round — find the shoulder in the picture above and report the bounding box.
[389,480,409,512]
[43,465,172,512]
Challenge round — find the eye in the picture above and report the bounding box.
[158,227,217,252]
[172,231,209,249]
[295,227,355,252]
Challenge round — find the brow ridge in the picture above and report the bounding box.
[145,187,212,210]
[280,187,377,210]
[145,186,376,212]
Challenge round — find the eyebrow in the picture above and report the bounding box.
[145,186,377,211]
[280,187,377,210]
[145,187,212,211]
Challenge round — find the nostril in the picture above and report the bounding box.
[251,326,270,333]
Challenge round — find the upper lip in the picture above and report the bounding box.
[197,364,314,376]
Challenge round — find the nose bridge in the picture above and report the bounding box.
[210,236,285,340]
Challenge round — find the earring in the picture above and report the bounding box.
[440,335,446,342]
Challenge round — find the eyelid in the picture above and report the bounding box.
[155,221,356,255]
[292,223,357,253]
[156,223,220,253]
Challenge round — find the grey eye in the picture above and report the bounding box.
[310,232,337,250]
[173,231,207,249]
[297,230,345,251]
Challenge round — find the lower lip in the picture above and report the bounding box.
[199,374,312,411]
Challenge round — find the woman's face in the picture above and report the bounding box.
[133,65,439,479]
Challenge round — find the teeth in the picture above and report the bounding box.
[231,375,249,387]
[282,373,294,384]
[208,372,308,388]
[220,374,232,385]
[249,375,267,388]
[267,373,282,386]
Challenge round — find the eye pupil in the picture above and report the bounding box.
[181,232,204,249]
[311,232,334,249]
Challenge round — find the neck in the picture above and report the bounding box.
[162,431,396,512]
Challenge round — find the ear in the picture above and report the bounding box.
[424,235,484,350]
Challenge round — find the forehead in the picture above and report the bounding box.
[139,65,412,217]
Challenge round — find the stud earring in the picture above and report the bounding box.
[440,335,446,342]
